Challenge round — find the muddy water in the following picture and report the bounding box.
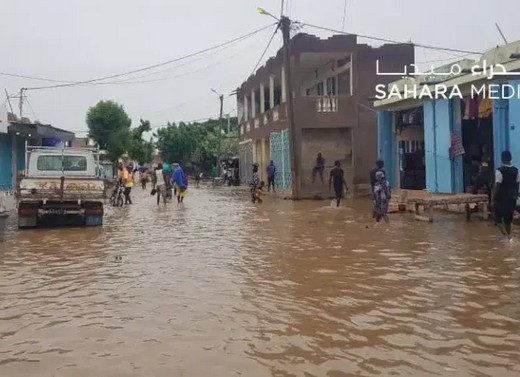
[1,188,520,376]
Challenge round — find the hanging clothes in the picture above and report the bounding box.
[478,98,493,118]
[468,98,479,119]
[449,131,465,159]
[462,98,470,120]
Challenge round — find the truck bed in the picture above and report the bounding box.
[18,177,105,201]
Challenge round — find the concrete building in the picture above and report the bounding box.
[0,113,75,190]
[375,41,520,195]
[237,33,414,197]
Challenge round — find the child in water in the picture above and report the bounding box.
[254,181,265,204]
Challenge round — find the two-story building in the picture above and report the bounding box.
[237,33,414,197]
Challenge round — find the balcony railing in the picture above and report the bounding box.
[315,96,338,113]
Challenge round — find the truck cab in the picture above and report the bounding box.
[17,147,106,228]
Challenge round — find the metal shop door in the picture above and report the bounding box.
[239,139,253,185]
[270,130,292,189]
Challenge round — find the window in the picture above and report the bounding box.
[37,155,88,172]
[317,82,324,96]
[326,76,337,96]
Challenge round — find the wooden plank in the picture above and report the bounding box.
[428,204,434,223]
[415,214,430,222]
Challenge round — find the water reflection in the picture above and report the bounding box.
[0,188,519,376]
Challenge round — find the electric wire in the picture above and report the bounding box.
[250,24,281,77]
[17,23,276,91]
[300,22,482,55]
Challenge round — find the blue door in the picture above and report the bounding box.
[509,80,520,165]
[270,130,291,189]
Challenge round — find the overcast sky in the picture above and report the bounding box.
[2,0,519,135]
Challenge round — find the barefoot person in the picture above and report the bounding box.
[154,163,167,206]
[329,161,348,207]
[372,171,391,222]
[492,151,520,240]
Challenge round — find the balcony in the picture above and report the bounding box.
[296,95,356,129]
[239,95,356,138]
[315,97,338,112]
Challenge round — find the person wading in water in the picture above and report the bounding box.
[154,163,167,206]
[266,160,276,192]
[492,150,520,240]
[123,165,134,205]
[370,160,385,218]
[372,171,391,223]
[250,163,260,203]
[329,161,348,207]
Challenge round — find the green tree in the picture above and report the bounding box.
[155,117,238,173]
[128,119,154,164]
[86,100,132,161]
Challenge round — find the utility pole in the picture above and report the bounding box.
[217,94,224,175]
[18,88,26,118]
[281,16,301,199]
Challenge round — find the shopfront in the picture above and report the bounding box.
[376,42,520,194]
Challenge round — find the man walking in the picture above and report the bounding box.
[123,165,134,205]
[173,163,187,203]
[492,151,520,240]
[312,152,326,183]
[266,160,276,192]
[329,161,348,207]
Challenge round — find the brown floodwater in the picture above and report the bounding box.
[1,187,520,376]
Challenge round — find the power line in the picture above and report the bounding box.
[25,99,38,120]
[0,72,75,84]
[250,24,281,76]
[1,36,246,87]
[21,23,277,91]
[101,32,267,86]
[299,22,482,55]
[415,52,478,64]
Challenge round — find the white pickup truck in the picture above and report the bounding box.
[17,147,106,228]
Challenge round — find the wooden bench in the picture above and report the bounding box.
[407,193,489,223]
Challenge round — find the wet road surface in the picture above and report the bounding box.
[1,187,520,376]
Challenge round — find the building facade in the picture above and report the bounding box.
[375,41,520,194]
[0,113,75,190]
[237,33,414,197]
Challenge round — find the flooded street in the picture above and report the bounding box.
[1,187,520,376]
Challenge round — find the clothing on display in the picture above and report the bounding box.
[462,97,479,120]
[462,96,492,120]
[478,98,492,118]
[449,131,465,159]
[397,107,424,126]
